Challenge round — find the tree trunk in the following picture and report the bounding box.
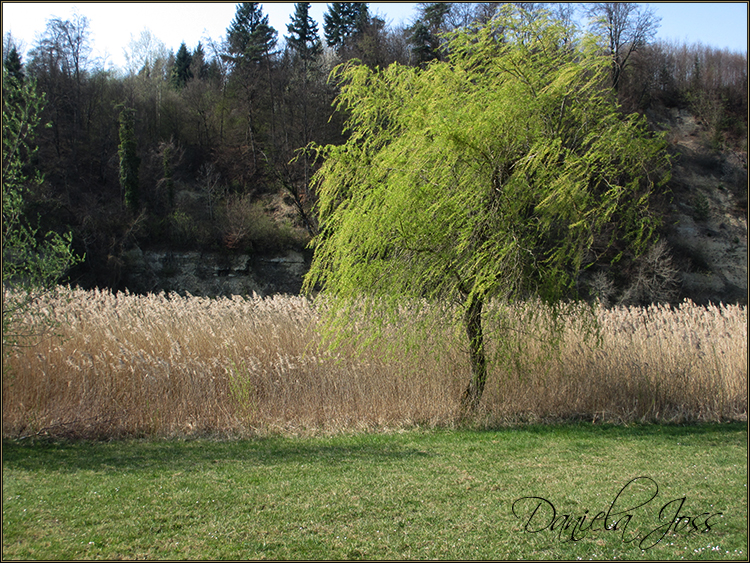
[459,293,487,416]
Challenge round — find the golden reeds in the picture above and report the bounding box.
[2,288,746,438]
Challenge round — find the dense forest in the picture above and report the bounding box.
[2,2,747,294]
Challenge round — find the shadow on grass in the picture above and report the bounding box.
[488,420,748,438]
[1,435,437,474]
[3,422,745,475]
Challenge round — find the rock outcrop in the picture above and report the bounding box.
[655,108,748,304]
[121,248,311,297]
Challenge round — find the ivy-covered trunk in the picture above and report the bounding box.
[460,294,487,415]
[118,107,140,213]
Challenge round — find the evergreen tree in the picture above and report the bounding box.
[3,46,25,83]
[323,2,369,50]
[286,2,322,62]
[191,42,209,80]
[118,107,140,213]
[408,21,436,66]
[284,1,325,225]
[170,42,193,88]
[226,2,278,67]
[408,2,451,66]
[224,2,280,174]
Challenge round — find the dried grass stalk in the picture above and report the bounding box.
[3,289,746,438]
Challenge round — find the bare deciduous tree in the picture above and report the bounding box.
[586,2,660,91]
[198,162,224,221]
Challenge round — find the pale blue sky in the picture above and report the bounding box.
[646,2,747,50]
[2,2,747,72]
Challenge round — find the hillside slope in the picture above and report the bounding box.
[653,108,748,305]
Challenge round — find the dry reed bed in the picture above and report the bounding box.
[481,300,747,424]
[2,289,746,438]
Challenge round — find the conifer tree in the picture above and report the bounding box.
[225,2,279,171]
[170,42,193,88]
[408,22,436,66]
[323,2,369,51]
[286,2,322,62]
[3,46,25,83]
[408,2,450,66]
[226,2,278,67]
[191,42,209,79]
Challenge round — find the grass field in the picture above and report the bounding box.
[2,423,747,560]
[2,289,746,438]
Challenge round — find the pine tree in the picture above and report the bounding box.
[323,2,369,50]
[286,2,322,62]
[408,21,435,66]
[225,2,280,169]
[170,42,193,88]
[408,2,450,66]
[285,1,324,222]
[191,42,209,80]
[226,2,277,67]
[3,46,25,83]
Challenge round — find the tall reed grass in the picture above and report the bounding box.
[2,288,746,438]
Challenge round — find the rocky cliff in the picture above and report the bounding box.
[655,108,747,304]
[121,248,311,297]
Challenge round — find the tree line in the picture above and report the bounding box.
[2,2,747,292]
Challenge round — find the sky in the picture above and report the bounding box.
[2,2,748,72]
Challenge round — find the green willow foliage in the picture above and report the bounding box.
[304,6,670,411]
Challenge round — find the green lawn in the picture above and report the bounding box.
[3,423,747,560]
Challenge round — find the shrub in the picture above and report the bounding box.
[693,192,711,221]
[222,194,305,253]
[619,240,680,305]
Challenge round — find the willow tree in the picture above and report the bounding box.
[303,6,670,414]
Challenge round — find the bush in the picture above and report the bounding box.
[221,194,305,253]
[168,209,211,248]
[619,240,680,306]
[692,192,711,221]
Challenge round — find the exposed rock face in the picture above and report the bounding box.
[655,108,748,304]
[121,248,311,297]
